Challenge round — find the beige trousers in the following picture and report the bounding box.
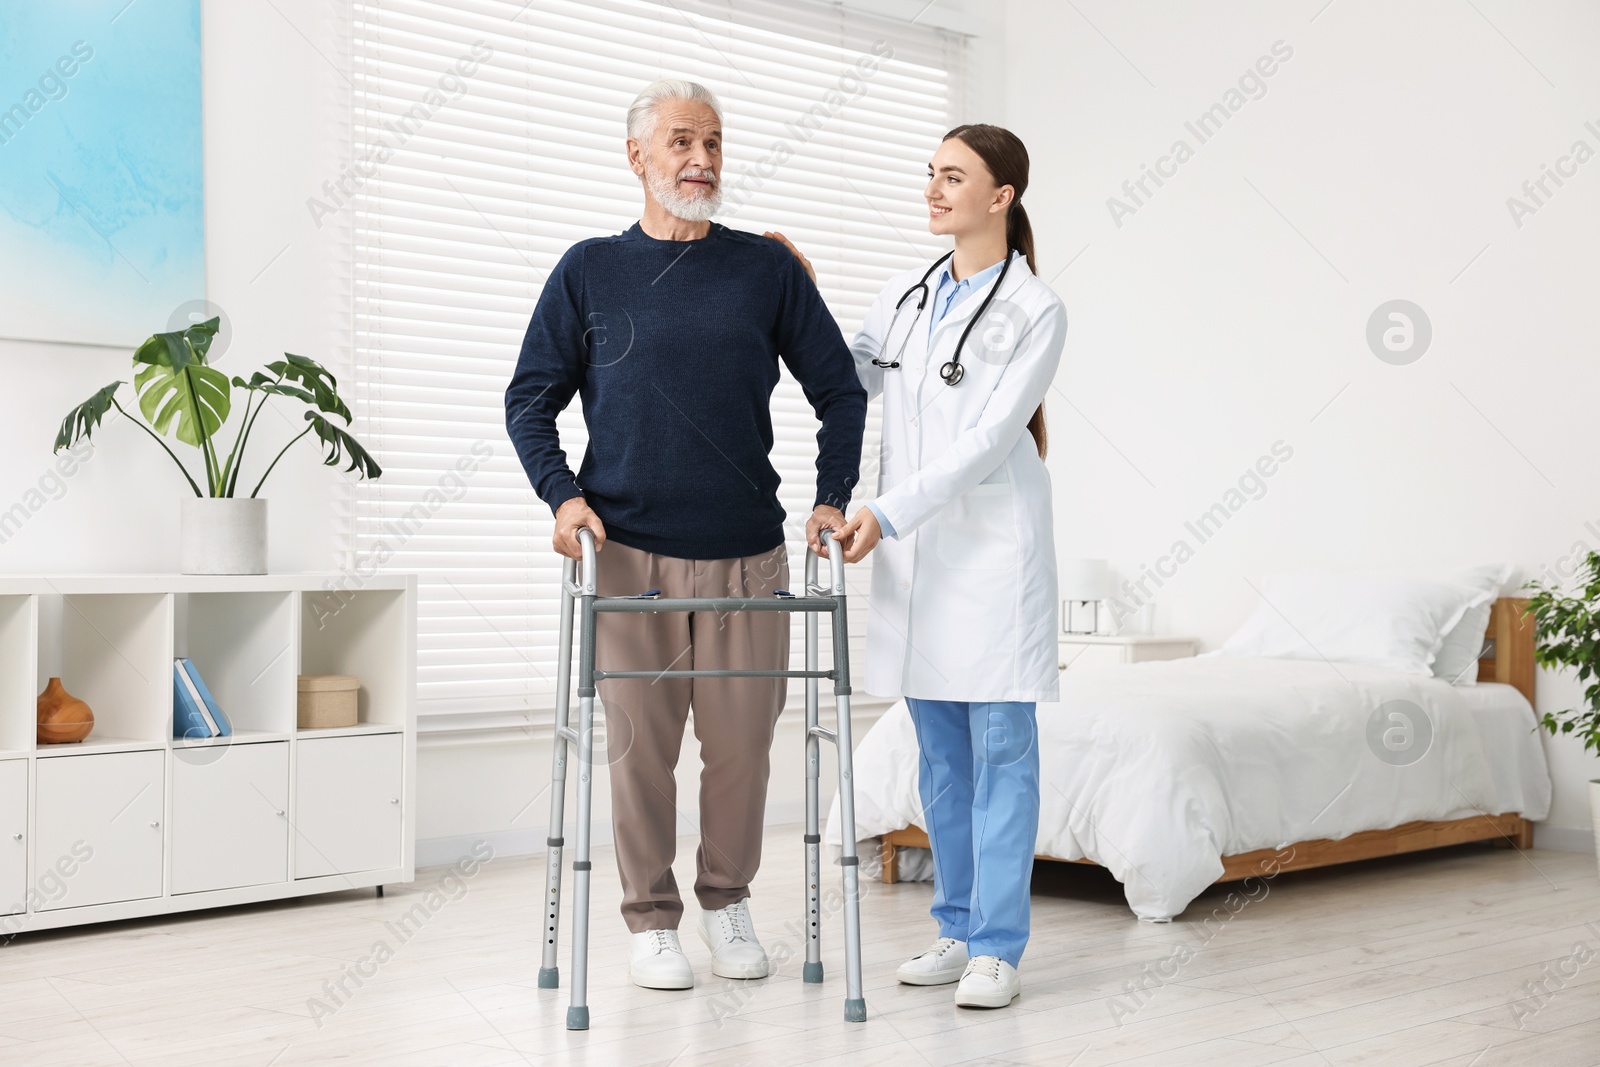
[594,540,790,932]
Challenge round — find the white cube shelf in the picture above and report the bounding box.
[0,573,415,935]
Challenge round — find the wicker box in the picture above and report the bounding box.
[297,674,359,729]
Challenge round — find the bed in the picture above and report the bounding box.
[825,598,1551,922]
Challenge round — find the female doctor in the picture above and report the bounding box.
[783,123,1065,1010]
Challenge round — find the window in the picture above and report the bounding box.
[348,0,964,738]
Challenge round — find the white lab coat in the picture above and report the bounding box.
[850,252,1067,704]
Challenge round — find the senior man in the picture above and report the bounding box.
[505,79,867,991]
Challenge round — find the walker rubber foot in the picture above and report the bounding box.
[803,961,824,984]
[844,998,867,1022]
[537,967,559,989]
[566,1005,589,1030]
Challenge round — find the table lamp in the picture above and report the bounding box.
[1060,558,1111,635]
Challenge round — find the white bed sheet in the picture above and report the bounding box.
[825,656,1552,921]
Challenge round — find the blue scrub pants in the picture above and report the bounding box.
[905,698,1041,968]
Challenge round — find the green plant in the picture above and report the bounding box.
[1525,550,1600,756]
[54,317,381,497]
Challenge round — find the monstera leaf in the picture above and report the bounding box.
[132,318,231,448]
[231,353,349,420]
[305,411,382,479]
[133,317,220,371]
[232,371,314,406]
[55,381,124,451]
[53,377,205,496]
[245,409,384,498]
[134,360,231,447]
[270,354,350,421]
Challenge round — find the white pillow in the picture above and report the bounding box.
[1430,564,1515,686]
[1216,570,1490,676]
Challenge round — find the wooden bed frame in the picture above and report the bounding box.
[879,597,1538,885]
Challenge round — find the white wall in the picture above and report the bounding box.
[999,0,1599,848]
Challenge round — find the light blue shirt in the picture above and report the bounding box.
[867,254,1010,541]
[928,254,1008,338]
[866,500,897,539]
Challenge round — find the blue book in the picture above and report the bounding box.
[175,660,218,734]
[173,662,214,739]
[178,658,232,737]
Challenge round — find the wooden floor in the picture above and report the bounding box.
[1,829,1597,1066]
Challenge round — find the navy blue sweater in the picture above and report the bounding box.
[505,223,868,560]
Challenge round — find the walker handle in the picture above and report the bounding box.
[813,527,845,596]
[576,527,598,595]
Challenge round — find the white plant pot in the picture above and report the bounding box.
[180,498,267,575]
[1592,779,1600,879]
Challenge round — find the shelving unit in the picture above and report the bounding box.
[0,573,415,934]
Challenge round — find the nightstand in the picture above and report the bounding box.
[1059,634,1198,672]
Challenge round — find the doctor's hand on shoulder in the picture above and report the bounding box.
[833,507,882,564]
[765,231,815,285]
[553,495,607,560]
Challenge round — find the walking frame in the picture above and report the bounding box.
[538,527,867,1030]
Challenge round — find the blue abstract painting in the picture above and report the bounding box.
[0,1,204,347]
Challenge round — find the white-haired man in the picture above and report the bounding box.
[506,80,867,990]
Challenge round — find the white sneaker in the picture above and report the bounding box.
[629,929,694,990]
[953,954,1021,1008]
[895,936,969,986]
[697,897,769,979]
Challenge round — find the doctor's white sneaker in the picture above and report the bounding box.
[895,936,969,985]
[629,929,695,990]
[953,955,1021,1008]
[698,897,769,979]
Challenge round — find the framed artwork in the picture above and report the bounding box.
[0,1,204,347]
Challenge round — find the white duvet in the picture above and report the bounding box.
[825,656,1552,921]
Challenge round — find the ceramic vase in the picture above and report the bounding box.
[37,677,94,744]
[180,497,267,574]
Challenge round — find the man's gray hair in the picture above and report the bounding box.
[626,79,723,143]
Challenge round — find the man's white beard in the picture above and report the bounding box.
[646,165,721,222]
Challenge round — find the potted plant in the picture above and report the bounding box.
[1524,549,1600,874]
[54,317,381,574]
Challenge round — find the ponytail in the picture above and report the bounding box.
[1007,201,1037,275]
[1006,200,1046,458]
[948,124,1048,459]
[1024,399,1047,460]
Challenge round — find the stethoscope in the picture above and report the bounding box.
[871,249,1017,386]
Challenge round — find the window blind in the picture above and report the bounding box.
[348,0,964,739]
